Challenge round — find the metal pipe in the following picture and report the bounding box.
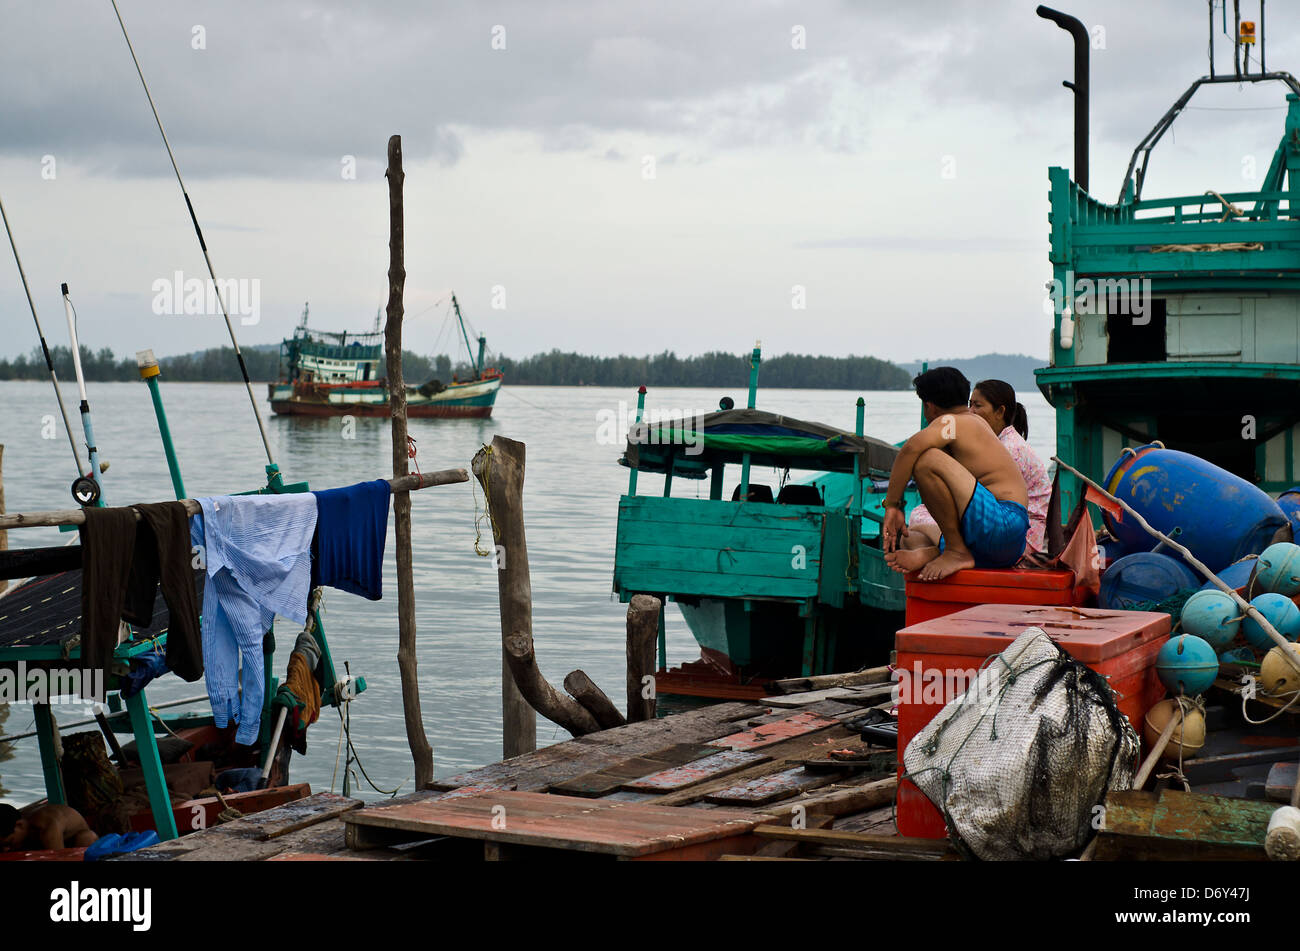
[137,350,186,500]
[1036,5,1090,192]
[739,341,761,499]
[0,693,210,744]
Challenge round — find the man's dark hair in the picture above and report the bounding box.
[913,366,970,409]
[0,804,20,836]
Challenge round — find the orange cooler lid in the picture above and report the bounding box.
[895,603,1170,664]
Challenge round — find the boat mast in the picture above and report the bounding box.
[0,193,86,480]
[451,293,481,378]
[109,0,277,472]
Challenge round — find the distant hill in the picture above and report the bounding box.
[900,353,1046,393]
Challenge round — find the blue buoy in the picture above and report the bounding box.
[1155,634,1220,697]
[1243,592,1300,651]
[1179,589,1242,651]
[1103,445,1288,573]
[1256,543,1300,597]
[1099,552,1201,610]
[1199,557,1258,594]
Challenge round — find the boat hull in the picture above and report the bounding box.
[268,375,501,418]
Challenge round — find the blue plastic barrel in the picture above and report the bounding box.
[1103,444,1287,574]
[1277,488,1300,539]
[1199,557,1258,593]
[1099,552,1202,610]
[1097,537,1128,571]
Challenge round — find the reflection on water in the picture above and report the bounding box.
[0,380,1054,804]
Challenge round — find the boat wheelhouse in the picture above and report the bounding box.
[611,345,922,698]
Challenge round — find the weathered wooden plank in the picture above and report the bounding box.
[1266,761,1298,802]
[618,543,823,580]
[238,792,362,840]
[753,825,958,860]
[549,743,718,797]
[617,495,823,532]
[617,518,818,551]
[708,712,840,750]
[622,750,770,792]
[614,567,819,600]
[772,666,891,695]
[342,791,763,858]
[1093,789,1274,861]
[704,766,841,805]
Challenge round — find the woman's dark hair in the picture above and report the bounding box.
[0,804,20,837]
[912,366,970,410]
[974,379,1028,439]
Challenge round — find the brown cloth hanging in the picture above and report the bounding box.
[77,502,203,695]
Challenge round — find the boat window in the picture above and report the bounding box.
[731,484,774,503]
[1107,297,1166,363]
[776,484,824,507]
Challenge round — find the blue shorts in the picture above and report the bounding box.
[938,481,1029,568]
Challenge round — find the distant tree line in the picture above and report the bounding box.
[491,350,912,389]
[0,344,912,390]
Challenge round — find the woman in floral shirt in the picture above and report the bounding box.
[905,379,1050,557]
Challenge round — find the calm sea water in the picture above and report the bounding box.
[0,380,1055,804]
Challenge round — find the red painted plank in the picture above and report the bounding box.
[621,750,769,792]
[707,712,840,751]
[704,766,833,805]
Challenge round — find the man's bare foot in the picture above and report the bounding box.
[885,546,939,574]
[918,547,975,581]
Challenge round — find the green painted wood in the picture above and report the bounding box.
[618,543,821,580]
[614,567,818,600]
[124,688,180,841]
[617,495,824,531]
[617,518,820,553]
[33,703,65,805]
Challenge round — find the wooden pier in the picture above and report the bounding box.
[115,673,958,862]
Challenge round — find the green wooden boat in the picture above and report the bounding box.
[1038,12,1300,514]
[611,345,921,693]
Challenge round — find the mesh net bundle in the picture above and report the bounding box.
[903,628,1139,861]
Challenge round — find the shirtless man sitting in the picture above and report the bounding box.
[881,367,1029,581]
[0,802,98,852]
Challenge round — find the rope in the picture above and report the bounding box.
[472,445,498,557]
[407,435,421,479]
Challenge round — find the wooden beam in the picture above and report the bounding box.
[384,133,434,792]
[771,666,892,695]
[625,594,659,722]
[0,468,467,531]
[563,670,626,730]
[472,435,599,739]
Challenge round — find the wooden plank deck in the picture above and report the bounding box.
[342,790,766,859]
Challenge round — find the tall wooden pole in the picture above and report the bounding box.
[385,134,434,789]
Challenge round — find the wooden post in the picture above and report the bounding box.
[562,670,626,730]
[626,594,660,722]
[472,436,601,740]
[384,134,434,790]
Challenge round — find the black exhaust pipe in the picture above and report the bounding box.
[1037,5,1090,192]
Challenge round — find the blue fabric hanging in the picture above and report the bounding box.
[310,479,391,601]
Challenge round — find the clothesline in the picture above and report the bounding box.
[0,468,468,531]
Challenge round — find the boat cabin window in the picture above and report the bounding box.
[776,484,823,506]
[732,484,774,503]
[1107,297,1166,364]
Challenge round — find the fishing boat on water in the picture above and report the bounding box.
[268,297,503,419]
[612,344,925,698]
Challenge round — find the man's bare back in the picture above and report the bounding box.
[937,413,1028,508]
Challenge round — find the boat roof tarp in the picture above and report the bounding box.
[623,408,899,477]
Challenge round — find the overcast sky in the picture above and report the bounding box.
[1,0,1296,366]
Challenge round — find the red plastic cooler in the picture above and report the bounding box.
[893,603,1170,838]
[904,568,1088,626]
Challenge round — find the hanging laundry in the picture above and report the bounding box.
[311,479,391,600]
[274,629,322,755]
[191,493,317,746]
[77,501,203,699]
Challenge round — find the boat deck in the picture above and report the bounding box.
[113,685,937,862]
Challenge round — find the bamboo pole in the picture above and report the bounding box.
[626,594,660,722]
[0,469,466,531]
[1052,455,1300,678]
[384,133,435,791]
[472,436,600,740]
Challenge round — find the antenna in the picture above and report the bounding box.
[299,301,310,329]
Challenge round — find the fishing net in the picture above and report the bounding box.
[902,628,1139,861]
